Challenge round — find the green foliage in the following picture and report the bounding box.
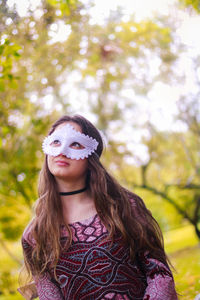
[47,0,79,15]
[0,271,19,296]
[171,246,200,299]
[0,1,199,298]
[180,0,200,12]
[0,241,22,297]
[115,122,200,237]
[0,0,180,244]
[0,204,31,241]
[0,39,21,92]
[0,295,23,300]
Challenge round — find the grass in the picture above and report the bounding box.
[0,295,23,300]
[0,224,199,299]
[170,246,200,299]
[164,224,199,253]
[165,225,200,299]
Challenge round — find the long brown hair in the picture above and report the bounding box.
[23,115,169,279]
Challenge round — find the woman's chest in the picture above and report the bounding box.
[54,216,147,299]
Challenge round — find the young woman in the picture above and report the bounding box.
[20,115,178,300]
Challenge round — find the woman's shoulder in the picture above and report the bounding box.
[124,188,143,203]
[127,192,147,212]
[22,219,36,247]
[127,191,154,226]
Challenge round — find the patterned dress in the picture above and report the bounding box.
[22,214,178,300]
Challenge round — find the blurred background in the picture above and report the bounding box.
[0,0,200,298]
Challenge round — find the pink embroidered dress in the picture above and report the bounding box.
[22,212,178,300]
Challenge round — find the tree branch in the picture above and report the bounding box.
[165,183,200,190]
[133,183,193,223]
[193,196,200,223]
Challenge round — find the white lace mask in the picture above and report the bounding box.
[42,124,99,160]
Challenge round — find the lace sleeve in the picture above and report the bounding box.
[139,252,178,300]
[129,199,178,300]
[34,273,64,300]
[21,225,63,300]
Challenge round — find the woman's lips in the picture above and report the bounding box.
[55,160,69,166]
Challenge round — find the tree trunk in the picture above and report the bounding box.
[194,224,200,240]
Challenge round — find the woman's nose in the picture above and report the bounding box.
[57,153,67,158]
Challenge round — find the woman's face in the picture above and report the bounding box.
[47,121,88,182]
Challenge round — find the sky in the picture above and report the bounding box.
[6,0,200,164]
[7,0,200,53]
[7,0,176,20]
[6,0,200,53]
[6,0,200,49]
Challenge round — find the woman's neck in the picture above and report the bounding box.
[59,186,87,196]
[61,190,96,224]
[55,177,96,224]
[55,177,86,193]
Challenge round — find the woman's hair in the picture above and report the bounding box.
[23,115,169,280]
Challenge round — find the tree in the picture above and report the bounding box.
[112,54,200,239]
[1,0,198,266]
[0,0,180,248]
[179,0,200,12]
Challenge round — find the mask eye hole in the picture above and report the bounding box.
[70,142,85,149]
[50,139,61,147]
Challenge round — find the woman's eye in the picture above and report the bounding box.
[70,142,84,149]
[50,140,61,147]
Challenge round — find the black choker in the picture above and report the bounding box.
[59,186,87,196]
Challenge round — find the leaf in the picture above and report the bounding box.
[7,74,13,80]
[0,80,5,92]
[13,51,20,57]
[9,80,18,89]
[4,39,10,46]
[0,45,4,55]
